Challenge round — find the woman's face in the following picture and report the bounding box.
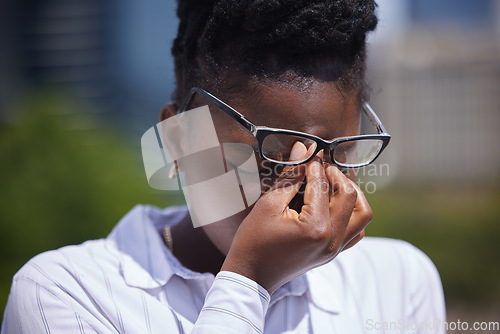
[191,78,362,255]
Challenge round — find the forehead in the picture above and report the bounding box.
[222,79,361,140]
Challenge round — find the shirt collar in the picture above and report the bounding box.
[106,205,209,289]
[106,205,342,313]
[268,265,342,313]
[269,275,307,307]
[304,262,343,313]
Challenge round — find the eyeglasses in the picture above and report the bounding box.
[178,87,391,168]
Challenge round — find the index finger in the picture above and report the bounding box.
[299,157,330,223]
[260,142,311,214]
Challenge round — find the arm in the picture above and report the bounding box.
[193,272,270,334]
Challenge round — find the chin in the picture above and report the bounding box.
[201,205,254,255]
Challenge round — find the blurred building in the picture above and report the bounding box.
[0,0,178,134]
[1,0,499,185]
[368,0,500,184]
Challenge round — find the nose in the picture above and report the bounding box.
[321,147,349,175]
[322,147,334,165]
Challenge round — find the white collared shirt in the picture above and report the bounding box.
[2,205,446,333]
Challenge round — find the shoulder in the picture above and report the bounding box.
[10,238,114,296]
[2,204,185,332]
[307,237,445,318]
[2,239,117,331]
[334,236,441,280]
[8,203,185,297]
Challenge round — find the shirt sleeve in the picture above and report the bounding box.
[1,276,101,334]
[192,271,271,334]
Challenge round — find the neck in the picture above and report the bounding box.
[170,214,226,276]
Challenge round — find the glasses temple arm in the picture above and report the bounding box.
[179,87,256,133]
[363,102,389,134]
[177,89,195,114]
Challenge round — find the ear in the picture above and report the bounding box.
[160,103,178,121]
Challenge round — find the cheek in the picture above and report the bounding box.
[257,160,282,192]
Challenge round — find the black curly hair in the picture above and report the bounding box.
[172,0,378,103]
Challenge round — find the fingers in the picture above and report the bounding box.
[261,143,372,255]
[326,165,372,251]
[299,158,330,224]
[289,141,307,161]
[345,180,373,244]
[342,230,365,251]
[261,142,308,214]
[327,166,358,224]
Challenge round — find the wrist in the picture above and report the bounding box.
[221,255,278,294]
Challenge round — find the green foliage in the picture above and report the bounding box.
[365,185,500,308]
[0,91,181,319]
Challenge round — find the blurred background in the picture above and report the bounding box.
[0,0,499,325]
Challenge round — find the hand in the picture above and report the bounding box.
[221,142,373,294]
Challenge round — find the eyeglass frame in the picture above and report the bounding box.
[177,87,391,168]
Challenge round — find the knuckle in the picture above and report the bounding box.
[301,216,330,241]
[326,238,343,256]
[360,206,374,223]
[358,230,366,239]
[308,226,330,242]
[342,182,358,199]
[319,179,330,193]
[325,227,345,254]
[309,177,330,195]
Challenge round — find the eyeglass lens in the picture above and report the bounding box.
[333,139,384,167]
[261,134,317,163]
[262,133,384,166]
